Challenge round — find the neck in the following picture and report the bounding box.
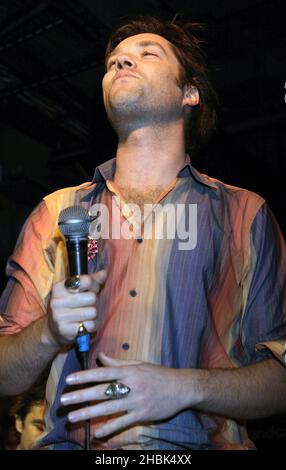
[114,120,187,189]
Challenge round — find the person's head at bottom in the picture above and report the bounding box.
[11,384,46,450]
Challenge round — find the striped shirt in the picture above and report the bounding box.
[1,157,286,450]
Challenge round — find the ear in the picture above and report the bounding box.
[15,415,23,434]
[182,85,199,107]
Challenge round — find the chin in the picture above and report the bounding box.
[110,97,144,116]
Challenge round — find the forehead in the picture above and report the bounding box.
[111,32,178,58]
[26,404,45,421]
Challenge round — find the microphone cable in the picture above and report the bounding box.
[77,322,91,450]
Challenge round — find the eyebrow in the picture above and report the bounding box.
[106,40,168,63]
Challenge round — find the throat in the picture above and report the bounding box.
[116,184,166,212]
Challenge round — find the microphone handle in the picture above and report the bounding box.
[66,237,88,277]
[65,235,91,450]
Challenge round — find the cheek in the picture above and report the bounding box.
[27,425,42,439]
[152,68,180,90]
[34,428,43,438]
[102,83,111,107]
[102,74,111,94]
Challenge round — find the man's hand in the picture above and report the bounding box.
[47,270,107,346]
[60,352,190,439]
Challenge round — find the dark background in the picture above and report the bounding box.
[0,0,285,449]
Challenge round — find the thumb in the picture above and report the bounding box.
[91,269,107,285]
[88,269,107,293]
[98,352,139,367]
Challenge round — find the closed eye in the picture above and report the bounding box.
[34,424,45,432]
[106,50,159,70]
[107,60,115,70]
[143,51,158,57]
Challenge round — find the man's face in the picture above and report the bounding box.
[102,33,187,127]
[16,403,45,450]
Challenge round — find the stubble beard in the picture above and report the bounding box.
[106,86,150,132]
[106,81,184,134]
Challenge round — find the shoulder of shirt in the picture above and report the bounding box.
[43,181,94,201]
[42,181,95,207]
[185,161,266,212]
[201,172,266,207]
[40,181,96,225]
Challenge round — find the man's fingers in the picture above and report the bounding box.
[61,384,110,405]
[94,413,136,439]
[51,291,96,308]
[65,400,136,438]
[89,270,108,292]
[65,366,124,385]
[53,306,97,323]
[67,400,129,424]
[53,270,107,296]
[98,352,140,367]
[48,270,106,345]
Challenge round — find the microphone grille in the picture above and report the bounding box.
[58,205,90,237]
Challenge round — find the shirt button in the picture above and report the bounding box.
[122,343,130,350]
[137,237,143,243]
[129,289,137,297]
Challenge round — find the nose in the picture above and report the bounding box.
[115,54,136,70]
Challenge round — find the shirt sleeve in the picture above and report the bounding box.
[241,203,286,365]
[0,200,55,335]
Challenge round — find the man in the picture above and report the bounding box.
[0,17,286,450]
[11,385,46,450]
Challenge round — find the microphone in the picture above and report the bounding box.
[58,205,90,277]
[58,205,91,450]
[58,205,91,358]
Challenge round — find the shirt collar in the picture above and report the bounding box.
[92,158,116,183]
[92,156,217,191]
[178,155,217,190]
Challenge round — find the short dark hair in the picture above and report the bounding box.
[105,16,217,154]
[10,384,45,422]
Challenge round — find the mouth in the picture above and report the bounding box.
[112,72,138,84]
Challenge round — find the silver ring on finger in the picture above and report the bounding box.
[104,382,130,399]
[65,275,80,293]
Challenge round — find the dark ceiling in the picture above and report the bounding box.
[0,0,285,280]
